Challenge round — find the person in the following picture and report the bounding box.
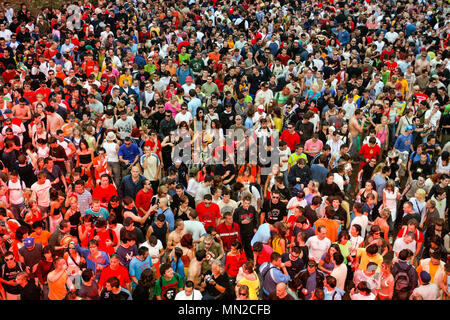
[175,280,202,300]
[324,275,345,300]
[16,271,41,300]
[392,249,418,300]
[74,239,110,281]
[267,282,294,300]
[350,281,376,300]
[129,246,152,290]
[411,271,440,300]
[306,226,332,263]
[0,251,25,300]
[47,257,76,300]
[78,269,100,300]
[259,252,291,300]
[297,260,325,300]
[100,276,132,300]
[98,254,131,291]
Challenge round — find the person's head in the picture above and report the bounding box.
[88,239,99,255]
[4,252,16,267]
[317,226,327,240]
[211,259,224,275]
[81,268,95,283]
[366,243,379,256]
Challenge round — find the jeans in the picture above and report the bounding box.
[108,161,121,188]
[281,170,289,188]
[388,123,397,147]
[10,203,24,220]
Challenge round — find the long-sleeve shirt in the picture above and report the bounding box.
[75,244,110,280]
[259,262,291,296]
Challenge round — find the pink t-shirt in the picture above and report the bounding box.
[304,139,323,157]
[165,102,180,116]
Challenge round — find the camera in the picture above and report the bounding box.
[204,274,212,283]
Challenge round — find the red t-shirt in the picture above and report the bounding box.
[280,130,301,152]
[216,222,241,251]
[92,184,118,206]
[88,228,118,256]
[224,251,247,277]
[256,244,273,266]
[195,202,221,229]
[135,189,154,217]
[396,227,424,243]
[98,265,131,289]
[359,143,381,169]
[144,139,162,154]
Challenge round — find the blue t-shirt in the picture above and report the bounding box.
[394,133,413,153]
[251,223,271,246]
[171,258,185,280]
[158,208,175,232]
[85,207,109,220]
[118,143,141,163]
[129,256,153,289]
[75,244,110,280]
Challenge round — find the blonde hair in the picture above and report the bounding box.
[415,189,426,202]
[380,208,391,219]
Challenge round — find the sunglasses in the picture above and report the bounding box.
[5,257,14,261]
[239,292,248,296]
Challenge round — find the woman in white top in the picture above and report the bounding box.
[381,179,401,221]
[102,132,121,187]
[64,244,85,289]
[396,108,414,136]
[436,151,450,175]
[410,189,426,225]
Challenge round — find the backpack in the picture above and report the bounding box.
[394,265,412,292]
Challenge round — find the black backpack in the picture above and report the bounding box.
[394,265,412,292]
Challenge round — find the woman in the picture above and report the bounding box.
[70,126,83,150]
[64,242,86,289]
[356,180,378,204]
[396,108,414,136]
[304,180,320,205]
[76,139,95,182]
[273,87,290,108]
[170,247,185,280]
[335,230,351,265]
[165,94,181,116]
[224,241,247,285]
[236,261,260,300]
[48,189,65,234]
[264,164,282,199]
[23,200,45,227]
[102,132,121,187]
[349,224,364,269]
[161,131,176,172]
[132,268,155,300]
[372,208,391,242]
[410,189,426,223]
[378,260,394,300]
[175,234,196,276]
[381,179,400,224]
[36,245,54,300]
[164,81,178,100]
[175,195,192,221]
[78,215,95,248]
[191,107,205,132]
[270,222,287,255]
[436,151,450,175]
[206,119,224,144]
[376,116,389,155]
[83,126,97,151]
[318,244,339,275]
[236,166,256,186]
[236,284,251,300]
[64,196,81,238]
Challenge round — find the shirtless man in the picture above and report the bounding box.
[167,219,186,251]
[349,109,365,157]
[187,249,207,290]
[12,98,32,122]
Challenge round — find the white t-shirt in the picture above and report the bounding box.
[351,292,376,300]
[412,283,440,300]
[350,215,369,237]
[103,141,119,162]
[392,237,416,256]
[331,263,348,291]
[31,180,52,207]
[278,147,291,172]
[306,235,331,263]
[8,180,26,205]
[140,239,164,265]
[424,110,441,128]
[183,221,206,241]
[175,289,203,300]
[174,111,193,125]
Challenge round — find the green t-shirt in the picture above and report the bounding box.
[197,241,223,272]
[201,82,219,97]
[335,241,351,265]
[179,53,191,64]
[154,274,184,300]
[190,58,205,73]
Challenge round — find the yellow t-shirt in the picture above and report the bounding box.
[48,271,69,300]
[356,248,383,271]
[238,276,260,300]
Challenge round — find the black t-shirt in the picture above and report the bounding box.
[410,161,432,180]
[204,271,230,299]
[304,205,318,225]
[262,201,287,225]
[361,163,376,186]
[100,288,130,300]
[19,281,41,300]
[281,252,305,279]
[0,262,25,294]
[233,206,258,236]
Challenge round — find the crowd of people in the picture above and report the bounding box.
[0,0,449,301]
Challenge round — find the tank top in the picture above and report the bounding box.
[103,141,119,162]
[377,127,388,144]
[271,236,283,255]
[151,222,168,248]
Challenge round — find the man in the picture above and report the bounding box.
[118,137,141,177]
[353,262,380,295]
[216,211,241,252]
[233,196,259,260]
[196,194,221,230]
[18,237,42,276]
[88,218,118,256]
[411,271,440,300]
[167,219,186,251]
[197,235,224,273]
[47,257,76,300]
[281,246,305,279]
[48,220,72,257]
[392,249,418,300]
[393,232,417,259]
[100,276,132,300]
[394,125,414,153]
[314,209,340,243]
[359,137,381,170]
[49,135,70,175]
[280,123,301,152]
[43,157,67,192]
[324,275,345,300]
[155,263,184,300]
[297,260,325,300]
[175,280,202,300]
[410,153,432,181]
[0,252,25,300]
[78,269,100,300]
[268,282,294,300]
[73,180,92,216]
[260,191,287,225]
[129,246,152,289]
[119,165,147,200]
[98,254,132,291]
[16,272,41,300]
[194,175,214,205]
[115,231,138,268]
[92,174,118,208]
[306,226,332,263]
[259,252,291,300]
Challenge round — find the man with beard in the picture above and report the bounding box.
[260,191,287,225]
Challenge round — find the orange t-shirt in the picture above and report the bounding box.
[314,218,340,243]
[30,230,52,246]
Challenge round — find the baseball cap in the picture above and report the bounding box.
[257,105,265,111]
[307,260,317,267]
[235,115,242,120]
[186,76,193,82]
[405,124,415,131]
[24,237,35,248]
[420,271,431,283]
[3,109,12,114]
